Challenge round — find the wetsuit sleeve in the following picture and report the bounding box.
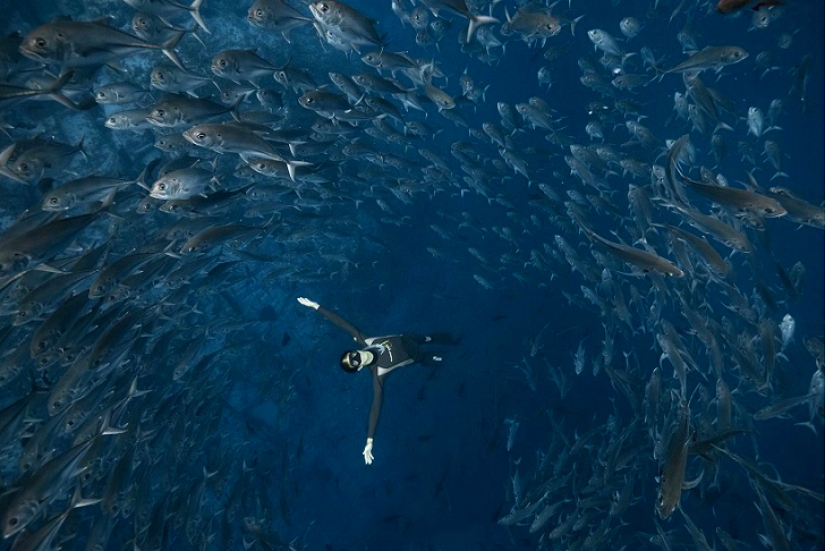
[316,305,367,345]
[367,371,385,440]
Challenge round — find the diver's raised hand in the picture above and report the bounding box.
[297,297,319,309]
[363,438,374,465]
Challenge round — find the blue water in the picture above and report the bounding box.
[0,0,822,549]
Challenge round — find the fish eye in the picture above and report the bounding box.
[196,132,206,139]
[255,9,263,16]
[219,59,227,67]
[35,38,46,47]
[158,183,166,190]
[49,197,59,204]
[320,3,329,12]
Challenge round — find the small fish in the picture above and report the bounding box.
[680,171,786,218]
[659,45,748,77]
[584,228,684,278]
[104,108,155,131]
[505,417,519,452]
[150,64,212,96]
[573,338,586,375]
[145,95,235,128]
[247,0,313,42]
[753,393,813,421]
[122,0,209,33]
[656,400,694,520]
[619,17,642,39]
[309,0,384,48]
[779,314,795,352]
[40,176,134,211]
[211,49,279,84]
[587,28,633,64]
[94,82,152,105]
[150,167,216,200]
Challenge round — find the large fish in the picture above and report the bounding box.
[19,18,185,70]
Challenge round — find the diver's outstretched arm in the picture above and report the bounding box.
[363,373,385,465]
[297,297,367,345]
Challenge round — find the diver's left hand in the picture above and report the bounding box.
[297,297,319,309]
[363,438,374,465]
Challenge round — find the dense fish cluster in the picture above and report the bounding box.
[0,0,823,549]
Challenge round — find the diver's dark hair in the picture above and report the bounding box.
[340,350,359,373]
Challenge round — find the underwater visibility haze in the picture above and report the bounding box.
[0,0,823,549]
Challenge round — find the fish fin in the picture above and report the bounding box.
[682,469,704,490]
[188,0,210,33]
[570,15,585,37]
[466,15,499,44]
[794,421,817,435]
[161,31,187,70]
[286,160,312,182]
[70,483,102,509]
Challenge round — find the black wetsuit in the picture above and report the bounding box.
[317,305,444,440]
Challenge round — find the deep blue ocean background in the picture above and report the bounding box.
[0,0,822,549]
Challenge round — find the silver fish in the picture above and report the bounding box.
[660,45,749,77]
[19,18,185,70]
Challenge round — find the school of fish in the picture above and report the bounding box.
[0,0,823,549]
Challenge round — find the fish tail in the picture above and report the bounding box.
[161,31,187,71]
[48,92,87,112]
[713,122,734,133]
[76,136,88,164]
[794,421,817,435]
[189,0,210,34]
[466,15,499,44]
[649,70,665,85]
[286,160,313,182]
[570,15,585,37]
[45,71,74,93]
